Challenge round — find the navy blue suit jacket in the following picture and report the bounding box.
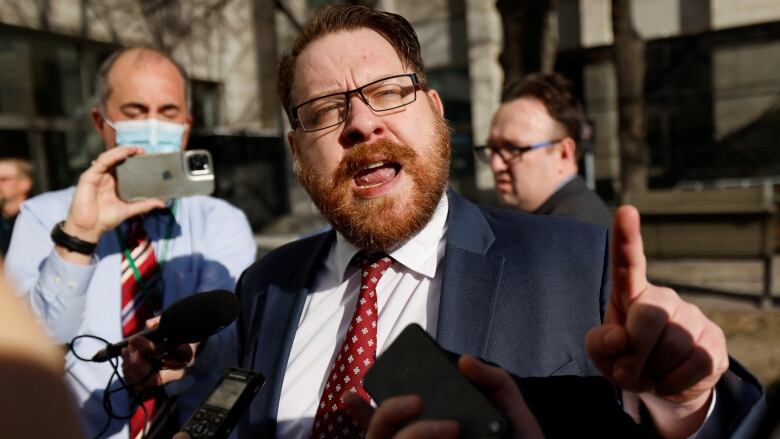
[233,190,763,438]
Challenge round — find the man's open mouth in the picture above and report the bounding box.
[353,161,402,188]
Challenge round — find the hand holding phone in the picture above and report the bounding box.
[116,149,215,201]
[363,324,511,439]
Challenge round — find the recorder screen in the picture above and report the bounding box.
[205,377,248,410]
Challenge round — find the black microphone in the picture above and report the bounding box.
[91,289,240,363]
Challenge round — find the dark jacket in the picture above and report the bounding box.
[534,175,612,228]
[234,190,763,438]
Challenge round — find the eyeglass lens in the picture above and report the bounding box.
[296,74,417,131]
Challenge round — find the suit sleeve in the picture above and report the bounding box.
[695,358,765,438]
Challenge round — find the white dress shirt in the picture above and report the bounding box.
[275,193,449,439]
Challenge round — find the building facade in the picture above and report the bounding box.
[2,0,779,229]
[0,0,288,229]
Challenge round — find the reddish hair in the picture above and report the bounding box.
[277,4,428,125]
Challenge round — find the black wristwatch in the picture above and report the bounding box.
[50,221,98,255]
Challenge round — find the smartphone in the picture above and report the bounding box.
[180,367,265,439]
[364,324,509,439]
[116,149,215,201]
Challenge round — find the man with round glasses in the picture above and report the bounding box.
[481,73,612,227]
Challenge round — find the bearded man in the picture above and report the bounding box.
[223,5,762,439]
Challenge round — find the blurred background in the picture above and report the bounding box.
[0,0,778,404]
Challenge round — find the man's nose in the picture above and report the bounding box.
[340,94,385,146]
[489,148,509,173]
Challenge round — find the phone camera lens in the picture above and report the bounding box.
[188,154,210,173]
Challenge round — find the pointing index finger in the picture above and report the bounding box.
[611,205,649,312]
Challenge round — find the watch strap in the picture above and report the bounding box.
[50,221,98,255]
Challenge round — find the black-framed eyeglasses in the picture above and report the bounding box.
[292,73,421,132]
[474,139,564,164]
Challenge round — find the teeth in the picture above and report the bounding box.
[364,161,386,170]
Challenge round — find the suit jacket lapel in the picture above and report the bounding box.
[249,230,335,433]
[436,190,504,357]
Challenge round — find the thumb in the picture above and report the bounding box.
[343,391,375,431]
[144,315,161,330]
[585,324,628,380]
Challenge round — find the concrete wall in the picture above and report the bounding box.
[712,0,780,30]
[713,40,780,140]
[578,0,780,48]
[0,0,276,133]
[580,0,613,47]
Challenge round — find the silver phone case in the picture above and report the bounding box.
[116,150,215,202]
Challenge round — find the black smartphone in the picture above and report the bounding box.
[364,324,509,439]
[180,367,265,439]
[116,149,215,201]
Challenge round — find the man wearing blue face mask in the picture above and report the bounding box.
[4,47,257,439]
[102,117,189,154]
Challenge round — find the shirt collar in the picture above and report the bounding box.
[333,192,449,282]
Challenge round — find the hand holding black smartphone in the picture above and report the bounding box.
[363,324,508,439]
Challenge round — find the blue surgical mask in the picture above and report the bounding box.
[103,117,187,154]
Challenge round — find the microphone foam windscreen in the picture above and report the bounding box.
[157,290,240,344]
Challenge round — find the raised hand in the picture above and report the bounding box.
[586,206,728,437]
[60,147,165,253]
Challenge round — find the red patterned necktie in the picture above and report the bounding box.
[120,217,164,439]
[310,254,394,439]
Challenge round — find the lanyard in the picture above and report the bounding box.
[114,200,179,296]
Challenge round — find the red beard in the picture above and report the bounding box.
[296,114,451,251]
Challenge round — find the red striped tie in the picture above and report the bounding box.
[120,217,164,439]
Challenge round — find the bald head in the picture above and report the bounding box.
[94,47,191,113]
[90,47,193,150]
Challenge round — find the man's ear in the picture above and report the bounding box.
[287,131,299,158]
[559,137,577,162]
[426,89,445,116]
[90,107,104,133]
[20,177,32,196]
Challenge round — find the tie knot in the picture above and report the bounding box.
[355,252,393,272]
[124,217,147,246]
